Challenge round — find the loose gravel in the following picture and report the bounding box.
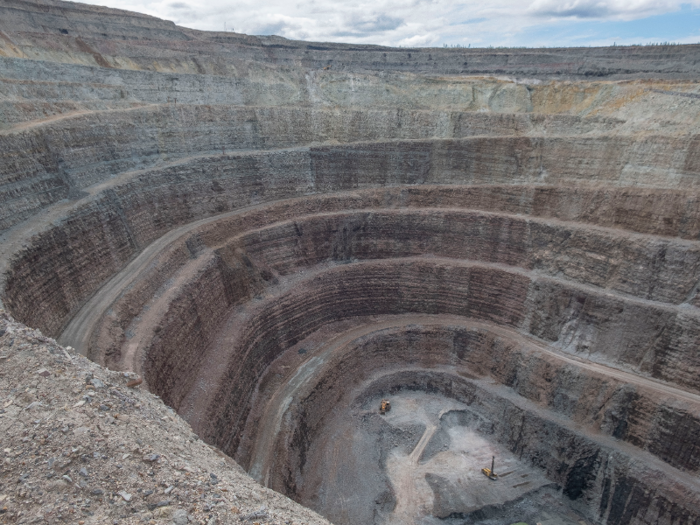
[0,310,330,525]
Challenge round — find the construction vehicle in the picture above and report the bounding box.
[482,456,498,480]
[379,399,391,415]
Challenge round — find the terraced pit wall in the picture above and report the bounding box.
[2,1,700,524]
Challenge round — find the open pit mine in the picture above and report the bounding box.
[2,1,700,524]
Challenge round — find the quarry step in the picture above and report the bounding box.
[2,2,700,523]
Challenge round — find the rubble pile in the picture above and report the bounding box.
[0,311,329,525]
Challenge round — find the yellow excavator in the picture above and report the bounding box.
[379,399,391,415]
[482,456,498,480]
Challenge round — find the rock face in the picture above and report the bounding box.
[1,1,700,524]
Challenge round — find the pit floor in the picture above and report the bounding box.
[300,391,592,525]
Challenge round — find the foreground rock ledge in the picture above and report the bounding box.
[0,310,330,525]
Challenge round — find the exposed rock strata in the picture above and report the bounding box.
[163,258,700,449]
[1,1,700,524]
[2,1,700,80]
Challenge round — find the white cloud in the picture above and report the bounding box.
[80,0,700,47]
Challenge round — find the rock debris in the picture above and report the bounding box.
[0,311,329,525]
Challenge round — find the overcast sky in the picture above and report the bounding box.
[82,0,700,48]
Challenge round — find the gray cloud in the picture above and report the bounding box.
[256,20,291,35]
[532,5,613,18]
[527,0,682,19]
[350,14,405,32]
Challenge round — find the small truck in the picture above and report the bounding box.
[379,399,391,415]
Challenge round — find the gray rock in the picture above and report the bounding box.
[240,506,269,521]
[172,509,188,525]
[90,378,105,388]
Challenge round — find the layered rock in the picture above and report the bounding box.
[1,1,700,524]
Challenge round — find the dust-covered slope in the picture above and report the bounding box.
[0,309,330,525]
